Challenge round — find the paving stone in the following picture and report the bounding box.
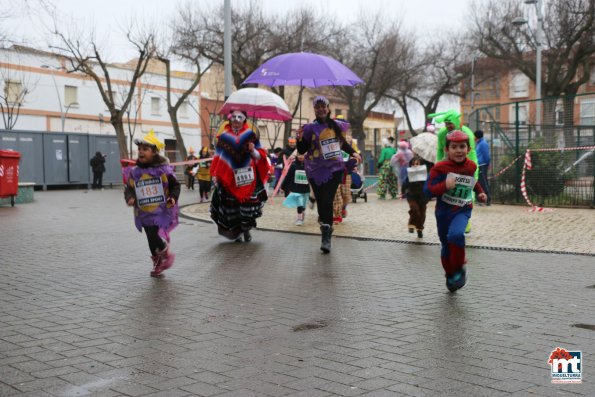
[1,190,594,397]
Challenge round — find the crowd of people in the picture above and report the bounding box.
[122,104,491,292]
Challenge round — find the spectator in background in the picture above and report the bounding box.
[184,148,197,190]
[197,146,212,203]
[90,151,106,190]
[376,137,398,199]
[474,130,491,205]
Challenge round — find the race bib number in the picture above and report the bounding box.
[407,165,427,182]
[234,166,254,187]
[294,170,308,184]
[320,138,341,160]
[135,177,165,208]
[442,173,475,207]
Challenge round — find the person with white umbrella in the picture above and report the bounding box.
[210,110,270,242]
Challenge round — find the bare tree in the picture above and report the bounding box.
[176,0,275,90]
[269,7,345,144]
[387,34,474,134]
[122,84,147,157]
[333,12,415,143]
[0,56,34,130]
[156,15,214,160]
[51,24,155,159]
[175,3,346,146]
[469,0,595,143]
[263,121,284,149]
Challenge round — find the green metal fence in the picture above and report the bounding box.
[468,92,595,208]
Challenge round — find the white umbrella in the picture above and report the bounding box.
[410,132,437,163]
[219,88,292,121]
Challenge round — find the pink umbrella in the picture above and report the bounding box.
[218,88,292,121]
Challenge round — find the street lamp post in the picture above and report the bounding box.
[62,102,79,132]
[41,64,64,131]
[512,0,543,127]
[224,0,232,100]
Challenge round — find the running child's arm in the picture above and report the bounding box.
[473,178,487,202]
[124,181,135,206]
[424,166,448,198]
[168,174,181,203]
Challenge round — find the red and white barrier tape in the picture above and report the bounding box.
[363,181,379,192]
[520,145,595,213]
[520,149,550,212]
[488,154,523,180]
[169,157,213,166]
[484,145,594,212]
[529,145,595,153]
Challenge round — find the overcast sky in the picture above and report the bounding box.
[5,0,472,126]
[8,0,472,62]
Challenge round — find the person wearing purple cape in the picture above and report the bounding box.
[124,130,180,277]
[297,96,361,253]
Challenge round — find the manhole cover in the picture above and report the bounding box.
[573,323,595,331]
[293,320,327,332]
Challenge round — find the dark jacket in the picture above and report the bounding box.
[282,159,310,194]
[90,152,106,173]
[402,159,429,204]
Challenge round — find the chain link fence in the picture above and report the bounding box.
[468,92,595,208]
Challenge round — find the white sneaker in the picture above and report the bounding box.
[295,213,304,226]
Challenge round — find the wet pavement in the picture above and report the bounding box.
[182,191,595,255]
[1,188,594,396]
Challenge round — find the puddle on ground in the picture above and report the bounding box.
[573,323,595,331]
[293,320,328,332]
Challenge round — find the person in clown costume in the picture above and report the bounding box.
[428,109,478,233]
[424,130,487,292]
[210,110,270,242]
[124,130,180,277]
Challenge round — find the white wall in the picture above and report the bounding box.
[0,47,201,152]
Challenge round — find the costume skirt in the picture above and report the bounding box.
[210,180,267,240]
[283,192,309,208]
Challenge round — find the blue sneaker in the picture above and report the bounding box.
[446,266,467,292]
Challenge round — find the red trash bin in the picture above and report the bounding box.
[0,150,21,207]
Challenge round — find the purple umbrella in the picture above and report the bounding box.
[242,52,364,88]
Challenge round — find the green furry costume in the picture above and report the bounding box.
[428,110,478,180]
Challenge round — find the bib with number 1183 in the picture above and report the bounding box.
[442,173,475,207]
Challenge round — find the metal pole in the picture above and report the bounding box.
[44,67,64,131]
[224,0,232,100]
[470,55,476,111]
[515,102,521,203]
[535,0,543,128]
[62,104,71,133]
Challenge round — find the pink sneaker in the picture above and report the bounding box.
[150,255,161,276]
[151,245,175,277]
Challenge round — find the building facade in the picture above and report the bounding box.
[0,46,203,159]
[460,57,595,129]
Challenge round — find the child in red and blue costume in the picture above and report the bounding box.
[424,130,487,292]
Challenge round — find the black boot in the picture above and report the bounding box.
[320,224,333,253]
[241,222,252,242]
